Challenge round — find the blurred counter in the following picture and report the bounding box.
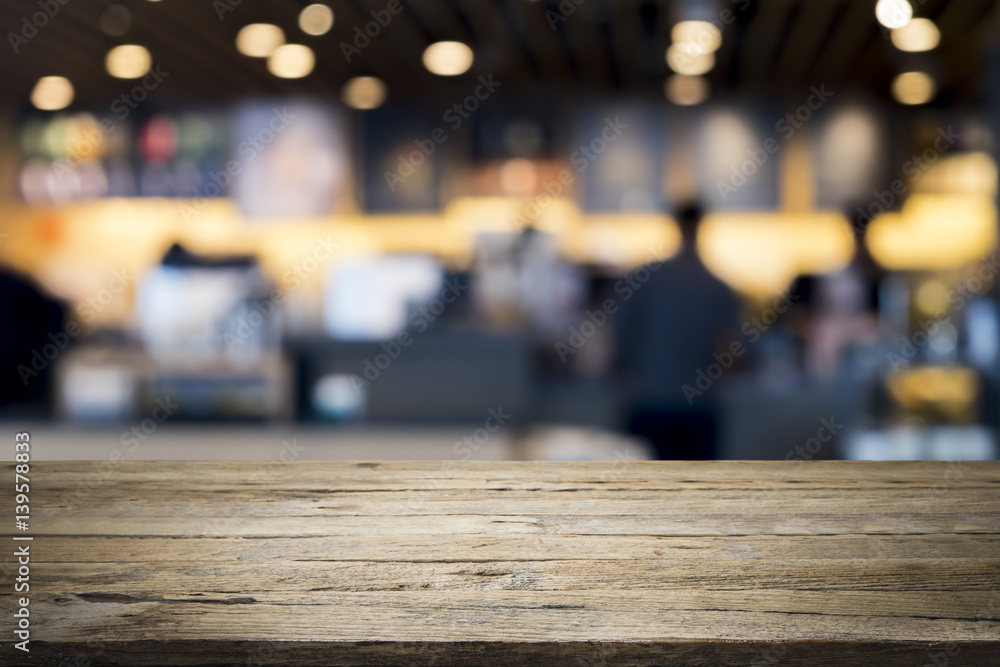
[1,422,651,462]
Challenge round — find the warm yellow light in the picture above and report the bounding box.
[915,280,949,315]
[236,24,285,58]
[866,194,997,270]
[665,74,709,105]
[341,76,387,110]
[666,44,714,76]
[445,196,580,237]
[105,44,152,79]
[64,114,106,161]
[299,4,334,36]
[268,44,315,78]
[886,366,978,419]
[671,21,722,53]
[30,76,74,111]
[892,71,935,105]
[891,18,939,52]
[423,41,474,76]
[698,213,855,298]
[915,152,998,197]
[876,0,912,29]
[499,159,538,196]
[569,214,681,268]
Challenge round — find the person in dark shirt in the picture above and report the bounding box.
[614,203,741,459]
[0,267,66,415]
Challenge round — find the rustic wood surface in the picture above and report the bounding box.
[2,460,999,665]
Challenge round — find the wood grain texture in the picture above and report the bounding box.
[2,460,999,665]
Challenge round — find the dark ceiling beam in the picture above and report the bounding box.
[402,0,466,42]
[487,0,546,91]
[559,1,615,93]
[609,0,653,91]
[452,0,539,95]
[1,0,119,101]
[347,0,439,90]
[772,0,843,87]
[738,0,795,91]
[573,0,619,91]
[934,0,997,104]
[0,0,991,109]
[250,0,355,94]
[133,0,286,100]
[810,0,880,88]
[506,0,576,95]
[845,0,989,105]
[322,1,425,96]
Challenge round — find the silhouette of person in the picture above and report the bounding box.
[614,203,741,459]
[0,266,66,415]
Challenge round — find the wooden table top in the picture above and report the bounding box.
[4,460,1000,665]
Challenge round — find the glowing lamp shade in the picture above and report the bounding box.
[671,21,722,53]
[299,4,334,36]
[698,213,855,298]
[665,75,709,105]
[423,41,474,76]
[666,43,714,76]
[105,45,152,79]
[875,0,912,30]
[866,194,997,270]
[342,76,387,110]
[237,24,285,58]
[890,18,940,52]
[31,76,74,111]
[268,44,315,78]
[892,71,935,105]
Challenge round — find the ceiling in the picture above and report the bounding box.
[0,0,996,108]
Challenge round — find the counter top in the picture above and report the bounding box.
[5,460,1000,665]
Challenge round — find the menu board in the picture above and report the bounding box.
[17,111,228,204]
[360,108,443,212]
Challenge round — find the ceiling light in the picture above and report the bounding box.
[891,18,940,52]
[105,45,152,79]
[665,75,709,105]
[30,76,74,111]
[671,21,722,53]
[99,5,131,37]
[876,0,912,30]
[299,4,334,36]
[342,76,387,109]
[891,71,935,105]
[268,44,315,78]
[666,44,714,76]
[236,24,285,58]
[423,41,474,76]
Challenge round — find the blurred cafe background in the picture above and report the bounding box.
[1,0,999,462]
